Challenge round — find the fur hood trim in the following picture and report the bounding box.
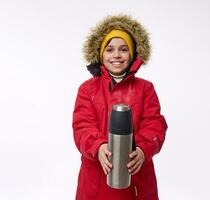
[83,14,151,65]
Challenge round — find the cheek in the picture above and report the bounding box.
[124,53,131,61]
[103,52,110,60]
[125,56,131,64]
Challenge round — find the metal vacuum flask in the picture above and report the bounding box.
[107,104,133,189]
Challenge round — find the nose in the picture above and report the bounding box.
[113,50,121,58]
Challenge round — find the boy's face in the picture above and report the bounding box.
[102,38,131,76]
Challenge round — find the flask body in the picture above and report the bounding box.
[107,104,133,189]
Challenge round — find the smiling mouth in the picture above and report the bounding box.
[110,61,123,66]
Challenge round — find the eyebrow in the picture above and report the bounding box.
[106,45,128,48]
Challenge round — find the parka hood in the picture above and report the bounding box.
[83,14,151,66]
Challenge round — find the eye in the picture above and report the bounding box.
[120,46,129,52]
[121,48,128,52]
[105,48,113,53]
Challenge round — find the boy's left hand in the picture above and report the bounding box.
[127,147,145,175]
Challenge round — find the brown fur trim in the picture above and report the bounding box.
[83,14,151,65]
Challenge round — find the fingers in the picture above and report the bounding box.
[101,152,112,175]
[102,161,112,175]
[127,148,145,175]
[99,145,145,175]
[131,163,142,175]
[128,159,142,175]
[98,144,112,175]
[104,148,112,158]
[127,151,140,168]
[129,150,138,159]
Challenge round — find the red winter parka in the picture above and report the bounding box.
[72,58,167,200]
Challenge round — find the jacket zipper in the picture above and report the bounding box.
[134,186,138,197]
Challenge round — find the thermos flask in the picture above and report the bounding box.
[107,104,133,189]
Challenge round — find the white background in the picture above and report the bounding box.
[0,0,210,199]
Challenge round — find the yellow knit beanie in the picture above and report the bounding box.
[99,30,134,63]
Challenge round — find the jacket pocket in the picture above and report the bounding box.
[80,158,100,198]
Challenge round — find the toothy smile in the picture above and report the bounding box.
[111,61,123,65]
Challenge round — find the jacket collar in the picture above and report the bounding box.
[100,57,143,79]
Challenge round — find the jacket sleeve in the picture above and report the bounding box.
[135,82,168,162]
[72,84,107,161]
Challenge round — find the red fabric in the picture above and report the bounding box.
[72,58,168,200]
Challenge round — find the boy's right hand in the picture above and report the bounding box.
[98,143,112,175]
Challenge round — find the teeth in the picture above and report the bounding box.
[112,62,122,64]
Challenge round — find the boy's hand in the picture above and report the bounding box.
[127,147,145,175]
[98,143,112,175]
